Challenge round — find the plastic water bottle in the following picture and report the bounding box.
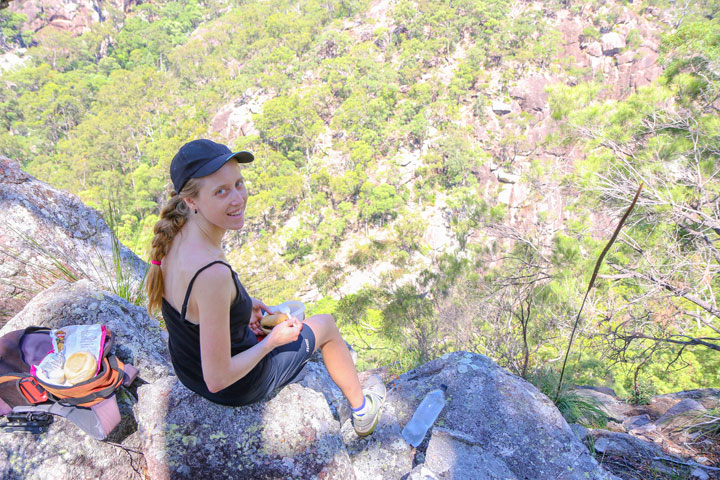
[402,384,448,447]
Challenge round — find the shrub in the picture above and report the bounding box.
[528,368,608,428]
[625,376,657,405]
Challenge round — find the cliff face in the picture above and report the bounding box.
[0,156,146,326]
[206,0,668,301]
[5,0,138,36]
[0,0,672,304]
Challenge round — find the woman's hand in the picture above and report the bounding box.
[266,316,302,348]
[249,297,271,336]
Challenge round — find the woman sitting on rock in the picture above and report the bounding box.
[145,139,385,436]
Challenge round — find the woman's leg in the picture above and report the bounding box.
[304,314,364,409]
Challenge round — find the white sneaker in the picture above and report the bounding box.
[352,375,387,437]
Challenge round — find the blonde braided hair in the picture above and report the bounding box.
[146,179,202,313]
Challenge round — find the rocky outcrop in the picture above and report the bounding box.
[509,74,550,114]
[210,91,272,144]
[136,377,357,480]
[137,350,614,480]
[553,7,662,97]
[572,388,720,479]
[601,32,626,56]
[0,279,616,479]
[650,389,720,414]
[392,353,613,479]
[491,100,512,115]
[472,3,665,237]
[7,0,138,36]
[0,156,146,326]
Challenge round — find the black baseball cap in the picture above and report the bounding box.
[170,139,254,193]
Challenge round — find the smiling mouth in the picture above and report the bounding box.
[228,209,244,217]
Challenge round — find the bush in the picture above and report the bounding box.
[625,376,657,406]
[581,26,601,42]
[528,368,608,428]
[348,240,388,267]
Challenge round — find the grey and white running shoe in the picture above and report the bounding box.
[352,374,387,437]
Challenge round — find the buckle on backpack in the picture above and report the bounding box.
[18,377,48,404]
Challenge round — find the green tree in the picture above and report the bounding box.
[360,182,403,225]
[255,93,323,164]
[0,10,32,50]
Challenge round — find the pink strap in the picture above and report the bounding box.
[151,260,161,265]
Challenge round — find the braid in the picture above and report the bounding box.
[146,179,201,313]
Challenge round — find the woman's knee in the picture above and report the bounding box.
[305,313,340,344]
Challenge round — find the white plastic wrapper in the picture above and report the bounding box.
[31,324,106,387]
[267,300,305,321]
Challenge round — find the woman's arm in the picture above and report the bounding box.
[193,265,301,393]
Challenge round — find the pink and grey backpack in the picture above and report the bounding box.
[0,326,139,439]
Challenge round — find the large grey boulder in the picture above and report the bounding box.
[136,350,616,479]
[0,279,172,480]
[135,356,410,480]
[0,156,147,326]
[601,32,626,56]
[377,352,613,480]
[591,430,664,458]
[655,399,707,431]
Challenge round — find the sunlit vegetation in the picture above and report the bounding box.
[1,0,718,400]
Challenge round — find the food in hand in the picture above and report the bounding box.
[64,351,97,385]
[260,313,289,335]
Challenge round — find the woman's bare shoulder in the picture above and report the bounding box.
[162,246,231,307]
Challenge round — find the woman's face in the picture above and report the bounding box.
[192,160,248,231]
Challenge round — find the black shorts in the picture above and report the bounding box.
[254,323,316,400]
[189,324,316,406]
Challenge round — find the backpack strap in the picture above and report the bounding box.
[101,329,115,357]
[0,374,35,408]
[13,394,121,440]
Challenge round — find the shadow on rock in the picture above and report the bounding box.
[136,376,356,479]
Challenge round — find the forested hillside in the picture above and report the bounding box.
[1,0,718,402]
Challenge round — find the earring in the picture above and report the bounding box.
[194,209,198,214]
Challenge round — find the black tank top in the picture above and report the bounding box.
[161,260,270,405]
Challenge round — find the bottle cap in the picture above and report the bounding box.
[440,384,448,392]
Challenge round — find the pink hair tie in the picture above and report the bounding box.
[151,260,161,266]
